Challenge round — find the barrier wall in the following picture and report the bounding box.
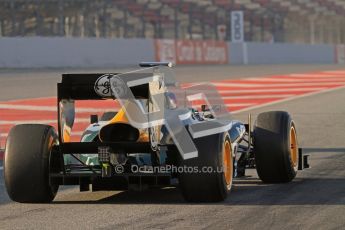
[155,40,338,65]
[335,45,345,64]
[0,37,342,68]
[154,39,228,64]
[229,42,335,65]
[0,37,155,68]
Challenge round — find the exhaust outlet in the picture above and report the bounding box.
[99,123,140,142]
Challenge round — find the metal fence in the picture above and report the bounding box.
[0,0,344,44]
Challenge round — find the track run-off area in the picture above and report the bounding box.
[1,69,345,151]
[0,65,344,229]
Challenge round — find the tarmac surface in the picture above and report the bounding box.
[0,64,344,229]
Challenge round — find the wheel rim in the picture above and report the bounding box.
[223,140,233,189]
[290,126,298,167]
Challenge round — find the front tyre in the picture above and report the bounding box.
[253,111,298,183]
[179,132,233,202]
[4,124,59,203]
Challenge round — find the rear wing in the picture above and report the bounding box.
[58,73,150,100]
[57,72,152,144]
[56,66,173,144]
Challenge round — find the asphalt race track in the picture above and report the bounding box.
[0,64,345,229]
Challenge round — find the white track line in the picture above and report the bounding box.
[0,131,84,138]
[187,88,325,94]
[233,84,345,114]
[217,87,325,93]
[289,74,345,78]
[242,77,345,82]
[180,95,294,100]
[212,82,345,87]
[226,103,255,107]
[0,104,56,111]
[0,118,89,125]
[0,120,57,125]
[222,95,294,99]
[0,104,117,112]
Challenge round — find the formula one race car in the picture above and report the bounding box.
[4,62,309,203]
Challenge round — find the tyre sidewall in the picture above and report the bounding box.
[254,111,298,183]
[4,125,58,202]
[178,132,232,202]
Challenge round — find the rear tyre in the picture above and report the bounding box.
[179,132,233,202]
[253,111,298,183]
[4,124,59,203]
